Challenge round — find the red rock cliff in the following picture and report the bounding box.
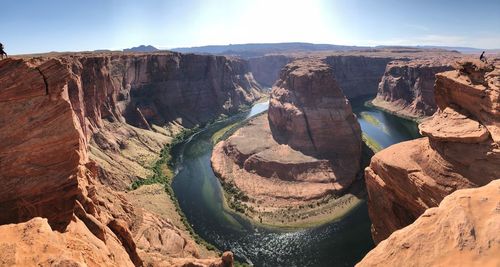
[0,52,260,266]
[268,58,362,168]
[365,60,499,244]
[371,59,454,118]
[357,179,500,267]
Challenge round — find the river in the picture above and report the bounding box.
[171,98,420,267]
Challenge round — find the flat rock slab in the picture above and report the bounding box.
[419,107,490,143]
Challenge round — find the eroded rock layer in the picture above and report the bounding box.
[212,58,362,224]
[357,179,500,267]
[268,58,362,171]
[213,114,345,206]
[0,52,260,266]
[365,60,500,244]
[371,59,454,118]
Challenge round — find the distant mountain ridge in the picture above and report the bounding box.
[118,43,499,57]
[376,45,500,54]
[171,42,367,58]
[171,42,499,57]
[123,45,159,52]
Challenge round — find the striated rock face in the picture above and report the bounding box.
[0,53,257,266]
[371,59,454,118]
[75,53,260,130]
[357,179,500,267]
[365,60,499,244]
[212,58,362,225]
[248,55,291,87]
[268,58,362,167]
[0,58,86,230]
[325,56,391,99]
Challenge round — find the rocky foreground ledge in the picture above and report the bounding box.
[357,179,500,267]
[211,58,363,226]
[365,60,500,244]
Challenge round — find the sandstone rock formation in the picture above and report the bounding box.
[371,59,454,119]
[365,60,499,244]
[213,114,349,206]
[268,58,362,168]
[357,179,500,267]
[212,58,362,225]
[0,52,260,266]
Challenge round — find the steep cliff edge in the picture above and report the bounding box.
[0,53,261,266]
[371,59,454,119]
[365,60,499,244]
[211,58,363,226]
[357,179,500,267]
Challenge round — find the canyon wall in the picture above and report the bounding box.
[211,58,363,226]
[371,59,454,119]
[0,53,261,266]
[364,60,499,244]
[357,179,500,267]
[248,55,391,98]
[248,55,291,87]
[325,56,392,99]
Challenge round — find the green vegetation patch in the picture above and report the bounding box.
[130,126,199,190]
[220,181,253,214]
[130,126,218,252]
[362,133,383,153]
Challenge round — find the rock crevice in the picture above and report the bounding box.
[35,67,49,95]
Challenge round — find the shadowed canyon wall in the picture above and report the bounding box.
[248,55,291,87]
[325,56,392,99]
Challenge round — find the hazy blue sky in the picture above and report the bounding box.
[1,0,499,54]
